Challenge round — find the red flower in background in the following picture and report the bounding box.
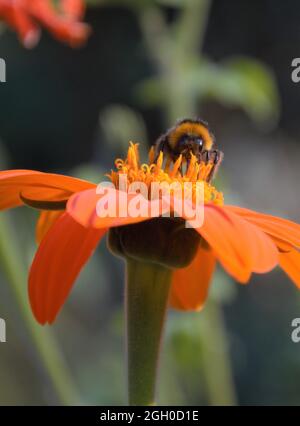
[0,0,90,48]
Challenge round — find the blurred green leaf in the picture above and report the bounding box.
[99,104,149,159]
[135,78,164,107]
[156,0,185,7]
[137,56,280,127]
[205,57,280,126]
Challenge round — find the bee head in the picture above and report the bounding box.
[178,133,204,150]
[168,118,214,154]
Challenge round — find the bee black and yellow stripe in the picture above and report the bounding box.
[168,119,214,151]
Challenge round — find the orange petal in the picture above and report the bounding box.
[0,3,40,48]
[20,191,68,210]
[269,237,294,253]
[169,244,216,311]
[67,187,170,229]
[279,249,300,289]
[227,205,300,249]
[29,0,90,47]
[29,212,106,324]
[193,205,251,282]
[0,169,95,210]
[222,206,279,273]
[194,204,278,282]
[61,0,85,19]
[36,210,64,244]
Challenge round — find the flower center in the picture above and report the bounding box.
[107,143,223,269]
[108,143,223,206]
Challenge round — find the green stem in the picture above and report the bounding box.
[175,0,212,57]
[139,0,237,406]
[0,212,81,405]
[167,0,212,122]
[125,259,172,406]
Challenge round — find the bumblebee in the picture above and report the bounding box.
[154,118,223,182]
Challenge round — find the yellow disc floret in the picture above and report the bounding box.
[108,143,224,206]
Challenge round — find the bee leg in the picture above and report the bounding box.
[186,158,190,171]
[186,149,194,171]
[177,163,182,176]
[207,150,223,183]
[153,134,167,163]
[154,142,164,162]
[202,150,209,164]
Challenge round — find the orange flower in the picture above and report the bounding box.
[0,0,90,48]
[1,144,300,325]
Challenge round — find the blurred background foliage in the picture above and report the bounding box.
[0,0,300,405]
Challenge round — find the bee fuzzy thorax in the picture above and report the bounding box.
[154,118,222,183]
[168,119,214,151]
